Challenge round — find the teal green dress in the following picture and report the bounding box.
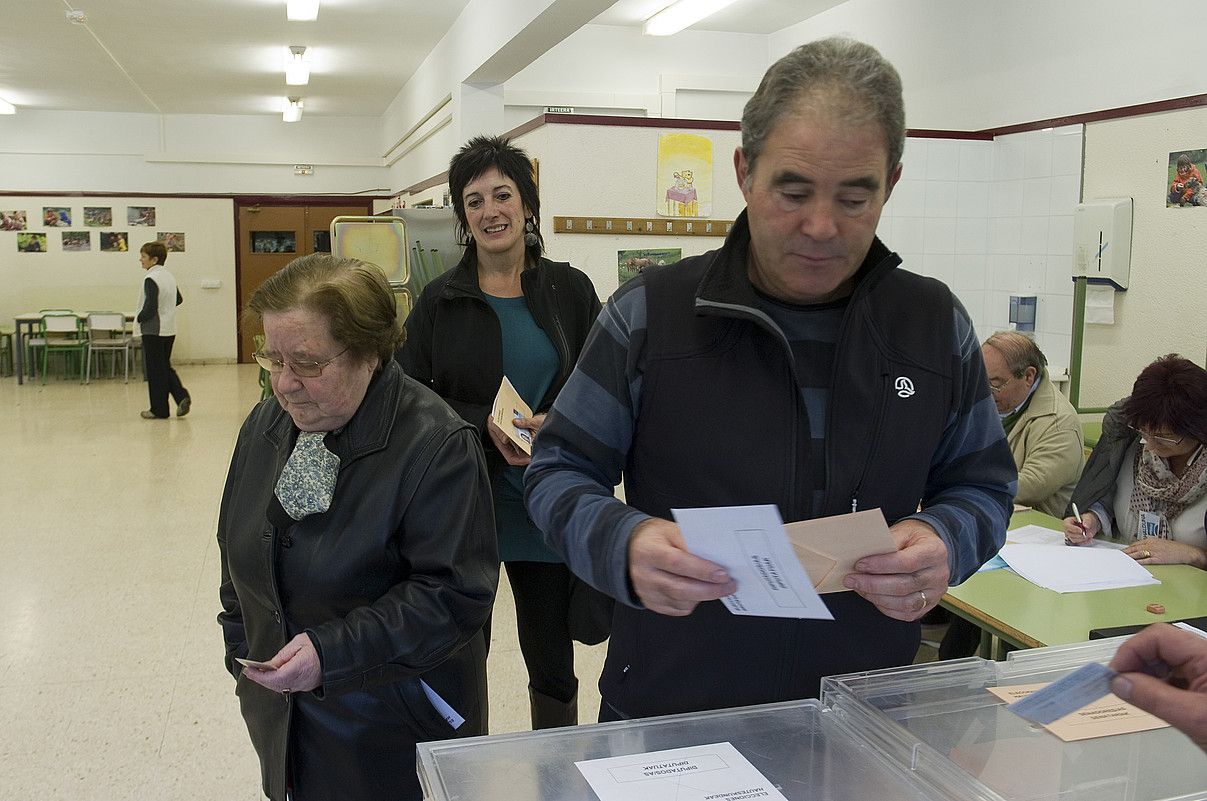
[483,294,559,562]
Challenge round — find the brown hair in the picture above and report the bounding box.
[1122,354,1207,444]
[984,330,1047,377]
[246,253,404,367]
[140,241,168,265]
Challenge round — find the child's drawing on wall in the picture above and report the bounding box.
[657,133,713,218]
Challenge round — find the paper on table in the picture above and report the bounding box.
[1174,621,1207,640]
[575,742,788,801]
[782,509,897,593]
[997,543,1160,593]
[988,681,1168,742]
[674,505,833,619]
[1005,524,1127,550]
[491,375,534,455]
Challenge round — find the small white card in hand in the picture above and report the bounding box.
[673,505,834,620]
[491,376,534,455]
[1006,662,1116,725]
[575,742,788,801]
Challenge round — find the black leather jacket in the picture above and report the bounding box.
[217,361,498,801]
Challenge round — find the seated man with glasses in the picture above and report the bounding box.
[1064,354,1207,568]
[982,331,1084,517]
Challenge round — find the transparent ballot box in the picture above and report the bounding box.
[417,699,956,801]
[821,637,1207,801]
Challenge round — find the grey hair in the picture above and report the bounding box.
[740,37,905,183]
[984,331,1048,377]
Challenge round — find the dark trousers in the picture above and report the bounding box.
[142,334,188,418]
[505,561,577,702]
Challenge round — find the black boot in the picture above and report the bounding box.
[528,686,578,730]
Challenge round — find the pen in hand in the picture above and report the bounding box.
[1066,502,1088,546]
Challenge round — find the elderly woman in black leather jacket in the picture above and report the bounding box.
[217,254,498,801]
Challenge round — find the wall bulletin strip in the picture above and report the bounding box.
[553,216,734,237]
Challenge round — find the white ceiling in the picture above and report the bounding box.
[0,0,837,117]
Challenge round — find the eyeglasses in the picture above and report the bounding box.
[253,347,348,378]
[1130,426,1185,447]
[988,377,1014,394]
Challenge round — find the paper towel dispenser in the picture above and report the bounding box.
[1073,198,1131,290]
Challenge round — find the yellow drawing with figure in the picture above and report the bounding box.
[657,133,713,218]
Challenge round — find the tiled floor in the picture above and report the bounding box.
[0,364,606,800]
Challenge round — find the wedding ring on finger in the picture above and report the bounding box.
[916,590,927,611]
[1143,550,1151,559]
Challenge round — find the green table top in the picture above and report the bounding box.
[942,510,1207,648]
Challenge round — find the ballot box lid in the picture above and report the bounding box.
[821,638,1207,801]
[417,698,963,801]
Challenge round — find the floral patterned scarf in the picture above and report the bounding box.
[1128,444,1207,540]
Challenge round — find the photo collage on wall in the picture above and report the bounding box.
[1,204,187,254]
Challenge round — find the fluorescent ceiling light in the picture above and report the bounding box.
[285,46,310,86]
[286,0,319,21]
[643,0,739,36]
[0,97,14,115]
[283,97,304,122]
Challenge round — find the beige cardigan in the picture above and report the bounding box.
[1006,370,1085,517]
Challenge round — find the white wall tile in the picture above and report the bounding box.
[957,181,990,218]
[926,253,956,286]
[924,217,957,254]
[925,140,961,181]
[1047,214,1073,256]
[1041,333,1072,372]
[1021,177,1053,216]
[924,180,960,217]
[902,138,929,178]
[1045,256,1074,295]
[994,138,1025,181]
[1039,291,1074,336]
[889,216,924,254]
[989,254,1020,291]
[955,217,988,255]
[1018,254,1047,293]
[1050,172,1082,210]
[1023,131,1054,178]
[955,289,985,325]
[959,142,993,181]
[990,217,1022,254]
[898,252,923,273]
[984,291,1014,330]
[954,254,988,291]
[990,180,1023,217]
[1052,128,1084,176]
[890,178,926,216]
[1020,217,1050,254]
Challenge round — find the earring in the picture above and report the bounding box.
[524,217,539,247]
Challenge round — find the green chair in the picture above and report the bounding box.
[39,313,87,383]
[0,328,13,377]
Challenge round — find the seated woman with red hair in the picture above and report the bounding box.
[1064,355,1207,567]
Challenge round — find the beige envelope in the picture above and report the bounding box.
[784,509,898,593]
[491,375,534,455]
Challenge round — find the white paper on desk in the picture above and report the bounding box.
[575,742,788,801]
[1174,622,1207,640]
[1005,524,1127,550]
[673,505,833,619]
[998,543,1160,593]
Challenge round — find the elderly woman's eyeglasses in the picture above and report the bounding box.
[253,348,348,378]
[1130,426,1185,447]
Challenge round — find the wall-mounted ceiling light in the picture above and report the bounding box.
[285,46,310,86]
[286,0,319,21]
[0,97,15,115]
[283,96,304,122]
[643,0,740,36]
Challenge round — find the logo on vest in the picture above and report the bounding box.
[894,376,916,398]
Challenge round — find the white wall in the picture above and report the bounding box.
[0,196,236,362]
[771,0,1205,131]
[0,111,388,194]
[1080,106,1207,407]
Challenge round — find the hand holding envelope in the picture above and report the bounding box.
[784,509,899,594]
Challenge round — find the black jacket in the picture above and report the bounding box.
[396,253,601,475]
[1067,399,1133,517]
[217,361,498,801]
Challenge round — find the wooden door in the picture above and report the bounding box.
[235,203,368,362]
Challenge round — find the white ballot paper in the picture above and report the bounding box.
[673,505,834,619]
[575,742,788,801]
